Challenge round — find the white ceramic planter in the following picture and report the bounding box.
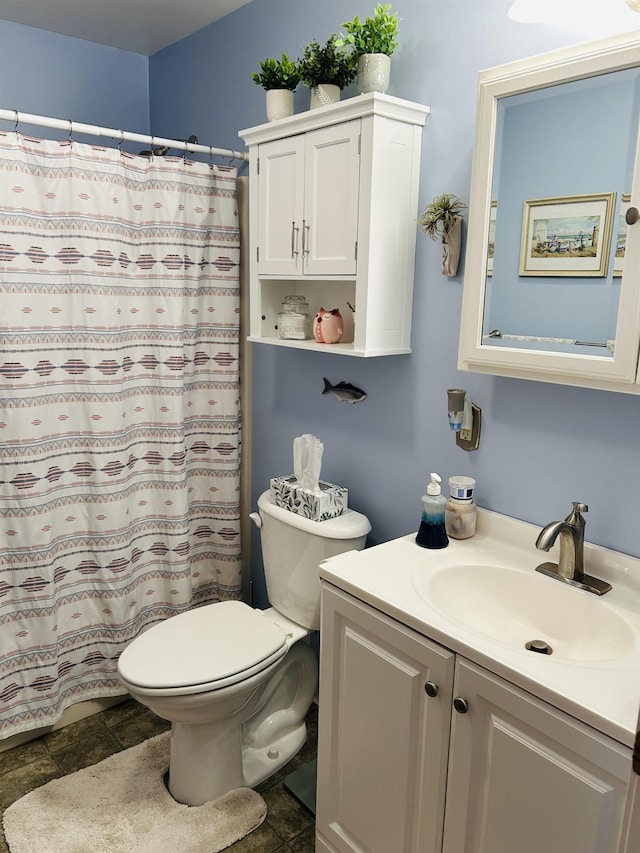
[265,89,294,122]
[309,83,340,109]
[357,53,391,94]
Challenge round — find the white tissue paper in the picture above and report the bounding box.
[293,433,323,492]
[270,433,348,521]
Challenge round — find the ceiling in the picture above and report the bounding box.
[0,0,253,56]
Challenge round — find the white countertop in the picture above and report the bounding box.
[319,508,640,748]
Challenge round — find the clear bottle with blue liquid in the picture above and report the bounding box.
[416,473,449,549]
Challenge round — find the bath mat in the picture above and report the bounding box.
[3,732,266,853]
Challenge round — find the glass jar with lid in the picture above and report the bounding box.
[277,295,312,340]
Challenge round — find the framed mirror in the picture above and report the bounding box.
[458,31,640,394]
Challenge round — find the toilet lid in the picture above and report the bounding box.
[118,601,288,692]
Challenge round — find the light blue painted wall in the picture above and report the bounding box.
[0,20,149,135]
[150,0,640,608]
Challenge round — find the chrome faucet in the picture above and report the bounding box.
[535,502,611,595]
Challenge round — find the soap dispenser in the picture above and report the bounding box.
[416,473,449,549]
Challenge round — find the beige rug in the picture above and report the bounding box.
[3,732,266,853]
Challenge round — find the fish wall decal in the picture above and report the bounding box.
[322,377,367,404]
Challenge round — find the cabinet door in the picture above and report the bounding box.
[618,715,640,853]
[303,122,360,276]
[443,659,631,853]
[316,585,454,853]
[257,135,304,275]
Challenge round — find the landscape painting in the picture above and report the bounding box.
[519,193,616,277]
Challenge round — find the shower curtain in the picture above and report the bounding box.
[0,130,242,738]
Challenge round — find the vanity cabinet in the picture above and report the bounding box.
[239,94,429,357]
[316,584,631,853]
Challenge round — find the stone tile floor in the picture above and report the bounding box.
[0,699,317,852]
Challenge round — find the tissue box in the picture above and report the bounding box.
[270,476,348,521]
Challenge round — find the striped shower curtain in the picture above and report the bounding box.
[0,131,242,738]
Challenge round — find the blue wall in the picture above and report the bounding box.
[150,0,640,608]
[2,2,639,612]
[0,19,149,135]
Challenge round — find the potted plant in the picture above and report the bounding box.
[252,53,300,121]
[338,3,400,94]
[419,193,467,276]
[299,35,355,109]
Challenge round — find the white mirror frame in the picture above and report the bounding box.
[458,30,640,394]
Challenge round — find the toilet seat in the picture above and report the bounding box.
[118,601,288,695]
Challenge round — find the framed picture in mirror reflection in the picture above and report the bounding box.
[519,192,616,277]
[486,200,496,276]
[613,194,630,277]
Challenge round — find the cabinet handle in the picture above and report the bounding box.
[626,206,639,226]
[303,220,310,258]
[425,682,439,698]
[291,221,299,259]
[453,697,469,714]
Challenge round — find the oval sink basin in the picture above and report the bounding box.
[412,564,634,662]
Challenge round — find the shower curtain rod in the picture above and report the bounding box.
[0,107,247,161]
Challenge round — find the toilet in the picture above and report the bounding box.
[117,489,370,806]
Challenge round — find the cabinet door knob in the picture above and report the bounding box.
[424,681,439,697]
[626,205,639,226]
[453,696,469,714]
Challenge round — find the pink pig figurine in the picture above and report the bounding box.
[313,307,344,344]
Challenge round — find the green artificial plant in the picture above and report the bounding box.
[252,52,300,91]
[418,193,467,240]
[299,35,356,90]
[337,3,400,58]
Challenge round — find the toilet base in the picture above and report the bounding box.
[163,639,318,806]
[169,719,244,806]
[243,718,307,789]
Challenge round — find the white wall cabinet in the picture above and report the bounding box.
[239,94,429,357]
[316,585,631,853]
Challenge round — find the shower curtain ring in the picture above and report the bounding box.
[13,110,19,135]
[68,120,73,144]
[118,130,125,154]
[209,146,214,170]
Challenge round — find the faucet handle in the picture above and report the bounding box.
[565,502,588,525]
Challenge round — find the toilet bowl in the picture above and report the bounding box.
[117,490,370,806]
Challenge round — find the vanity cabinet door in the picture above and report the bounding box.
[256,121,360,278]
[443,659,631,853]
[316,584,454,853]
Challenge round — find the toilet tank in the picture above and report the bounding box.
[255,490,371,630]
